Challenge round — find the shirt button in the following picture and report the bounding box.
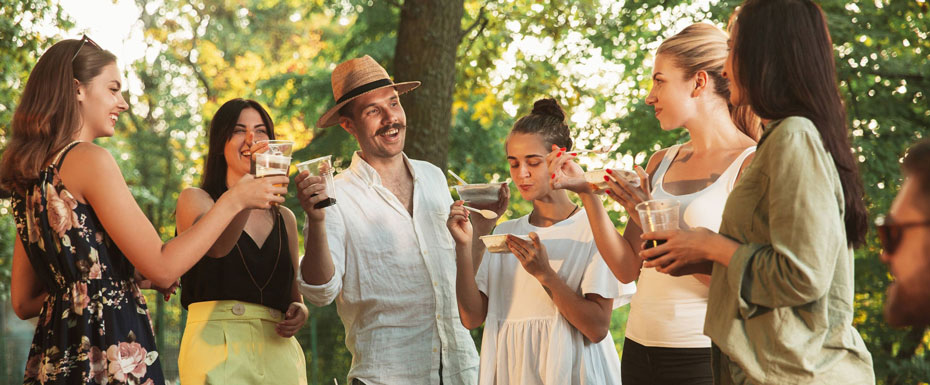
[423,250,429,256]
[437,314,441,320]
[269,309,281,319]
[433,282,438,287]
[232,303,245,316]
[433,348,438,353]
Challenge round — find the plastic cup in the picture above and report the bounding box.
[254,153,291,205]
[254,153,291,178]
[257,140,294,156]
[635,199,680,259]
[296,155,337,209]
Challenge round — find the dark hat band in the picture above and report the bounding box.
[336,78,394,105]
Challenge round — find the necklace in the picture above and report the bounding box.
[235,208,283,305]
[565,204,579,220]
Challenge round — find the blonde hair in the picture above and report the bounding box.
[656,23,760,140]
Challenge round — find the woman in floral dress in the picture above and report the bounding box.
[0,38,287,385]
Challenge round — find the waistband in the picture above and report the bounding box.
[186,300,284,323]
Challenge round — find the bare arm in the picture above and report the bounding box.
[62,143,286,288]
[447,201,489,329]
[295,172,336,286]
[277,207,308,337]
[580,192,642,283]
[455,242,489,330]
[11,233,47,320]
[175,188,251,258]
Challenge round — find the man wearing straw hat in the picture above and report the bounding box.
[294,55,479,385]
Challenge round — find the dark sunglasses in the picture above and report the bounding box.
[71,34,101,63]
[875,215,930,255]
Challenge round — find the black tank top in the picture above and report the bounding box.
[181,207,293,313]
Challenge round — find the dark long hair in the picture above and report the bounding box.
[731,0,867,247]
[0,39,117,194]
[509,98,573,150]
[201,98,276,201]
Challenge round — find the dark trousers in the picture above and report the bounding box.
[621,337,714,385]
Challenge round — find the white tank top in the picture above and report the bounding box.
[625,144,755,348]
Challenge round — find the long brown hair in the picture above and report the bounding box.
[0,39,117,194]
[731,0,868,247]
[201,98,276,201]
[657,23,760,141]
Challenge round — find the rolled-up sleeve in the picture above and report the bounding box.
[298,204,347,306]
[728,126,845,316]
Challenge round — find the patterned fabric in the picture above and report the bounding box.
[11,142,165,385]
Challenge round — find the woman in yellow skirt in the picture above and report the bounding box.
[175,98,309,384]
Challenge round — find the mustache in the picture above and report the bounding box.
[375,122,406,136]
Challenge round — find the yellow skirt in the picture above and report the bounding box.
[178,300,308,385]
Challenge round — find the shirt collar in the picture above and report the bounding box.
[757,118,787,147]
[348,151,418,187]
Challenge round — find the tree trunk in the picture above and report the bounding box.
[393,0,464,170]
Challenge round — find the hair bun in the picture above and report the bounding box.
[531,98,565,122]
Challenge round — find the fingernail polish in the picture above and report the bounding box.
[560,147,566,151]
[557,152,562,158]
[605,190,612,195]
[604,176,610,181]
[571,152,577,156]
[551,173,556,179]
[605,169,613,174]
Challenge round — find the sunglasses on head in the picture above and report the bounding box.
[875,215,930,255]
[71,34,101,63]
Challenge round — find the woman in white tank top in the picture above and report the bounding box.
[548,23,758,385]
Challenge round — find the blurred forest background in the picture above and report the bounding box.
[1,0,928,384]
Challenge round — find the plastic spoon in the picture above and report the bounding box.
[447,169,469,185]
[463,205,498,219]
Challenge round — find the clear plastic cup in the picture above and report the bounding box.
[296,155,337,209]
[635,199,680,259]
[254,153,291,205]
[256,140,295,156]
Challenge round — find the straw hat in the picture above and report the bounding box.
[316,55,420,128]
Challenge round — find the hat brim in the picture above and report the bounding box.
[316,81,421,128]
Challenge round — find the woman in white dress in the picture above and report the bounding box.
[448,98,635,385]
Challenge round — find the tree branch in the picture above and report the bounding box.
[459,5,487,43]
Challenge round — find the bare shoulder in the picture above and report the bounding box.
[58,142,121,202]
[279,206,298,227]
[178,187,212,204]
[65,142,117,170]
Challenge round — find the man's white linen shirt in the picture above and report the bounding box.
[298,151,479,385]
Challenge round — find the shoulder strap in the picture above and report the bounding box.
[725,146,757,190]
[651,144,680,190]
[52,141,83,169]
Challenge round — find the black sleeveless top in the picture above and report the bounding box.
[180,207,294,313]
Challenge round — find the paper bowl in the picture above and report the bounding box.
[584,169,640,190]
[452,182,507,204]
[479,234,531,253]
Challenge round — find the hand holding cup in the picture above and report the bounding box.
[228,173,288,209]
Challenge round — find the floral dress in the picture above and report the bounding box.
[11,142,164,385]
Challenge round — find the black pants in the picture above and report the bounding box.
[621,337,714,385]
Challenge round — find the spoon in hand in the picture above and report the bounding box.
[463,205,498,219]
